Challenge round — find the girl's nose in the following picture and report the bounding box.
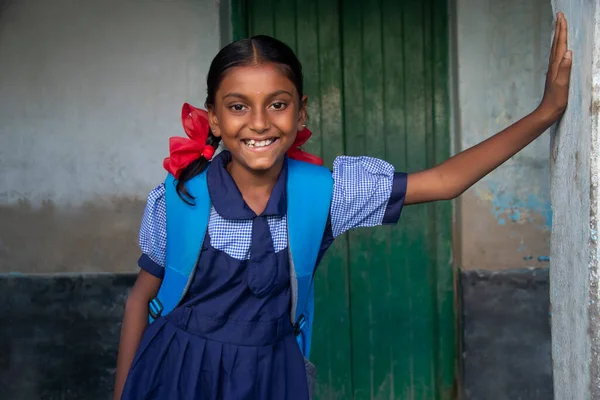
[249,109,270,133]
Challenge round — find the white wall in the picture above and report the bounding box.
[0,0,219,206]
[456,0,553,271]
[550,0,600,398]
[0,0,220,272]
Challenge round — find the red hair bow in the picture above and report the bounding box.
[163,103,216,179]
[163,103,323,178]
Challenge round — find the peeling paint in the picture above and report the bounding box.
[457,0,553,271]
[461,193,552,270]
[476,183,552,228]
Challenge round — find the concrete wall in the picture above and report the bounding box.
[0,274,135,400]
[0,0,220,273]
[455,1,557,397]
[456,0,553,271]
[0,0,554,276]
[461,268,552,400]
[549,0,600,399]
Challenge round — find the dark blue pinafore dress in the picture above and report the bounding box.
[121,150,408,400]
[121,153,314,399]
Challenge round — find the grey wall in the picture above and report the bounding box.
[455,0,558,397]
[549,0,600,399]
[461,268,552,400]
[456,0,553,271]
[0,274,135,400]
[0,0,220,273]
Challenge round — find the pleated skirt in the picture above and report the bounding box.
[120,306,311,400]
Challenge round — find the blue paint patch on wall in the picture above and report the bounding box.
[482,181,552,228]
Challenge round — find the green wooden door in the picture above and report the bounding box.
[231,1,454,399]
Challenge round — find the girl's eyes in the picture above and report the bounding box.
[269,102,288,110]
[227,102,288,112]
[229,104,247,112]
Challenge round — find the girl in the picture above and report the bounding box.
[115,13,571,400]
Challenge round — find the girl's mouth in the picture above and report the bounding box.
[242,138,278,149]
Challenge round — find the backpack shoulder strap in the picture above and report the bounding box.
[149,170,211,322]
[286,159,334,357]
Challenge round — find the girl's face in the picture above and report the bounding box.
[208,63,307,173]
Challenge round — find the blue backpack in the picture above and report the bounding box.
[147,159,333,359]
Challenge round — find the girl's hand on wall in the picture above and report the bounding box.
[404,12,572,205]
[539,12,572,121]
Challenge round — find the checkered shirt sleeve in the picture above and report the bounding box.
[330,156,403,238]
[139,184,167,270]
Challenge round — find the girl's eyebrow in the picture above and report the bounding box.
[222,90,294,101]
[267,90,293,98]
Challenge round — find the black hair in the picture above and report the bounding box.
[176,35,305,203]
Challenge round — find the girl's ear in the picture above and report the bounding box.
[299,95,308,129]
[207,107,221,137]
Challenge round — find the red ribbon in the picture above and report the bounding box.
[163,103,215,179]
[163,103,323,178]
[287,127,323,166]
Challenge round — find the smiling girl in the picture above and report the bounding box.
[114,13,571,400]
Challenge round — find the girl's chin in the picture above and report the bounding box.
[232,153,285,173]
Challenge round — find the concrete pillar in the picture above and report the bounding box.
[550,1,600,399]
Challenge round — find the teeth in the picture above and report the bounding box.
[245,139,275,148]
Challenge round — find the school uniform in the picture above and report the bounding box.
[121,150,407,400]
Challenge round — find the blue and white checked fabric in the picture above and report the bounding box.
[139,156,395,267]
[207,208,288,260]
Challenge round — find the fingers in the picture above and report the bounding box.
[549,13,569,82]
[556,13,568,60]
[555,50,573,87]
[551,14,560,62]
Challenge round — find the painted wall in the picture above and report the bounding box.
[0,0,220,273]
[0,0,555,275]
[549,0,600,399]
[456,0,553,270]
[461,268,552,399]
[0,274,134,399]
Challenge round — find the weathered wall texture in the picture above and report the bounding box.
[456,0,553,270]
[461,268,552,400]
[549,0,600,399]
[0,0,220,273]
[0,274,135,399]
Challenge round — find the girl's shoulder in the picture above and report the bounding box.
[146,183,166,203]
[329,155,405,238]
[332,155,395,178]
[140,183,167,243]
[138,183,168,273]
[141,183,166,223]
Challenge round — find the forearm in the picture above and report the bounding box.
[113,269,161,400]
[436,106,557,199]
[113,296,149,400]
[405,13,570,205]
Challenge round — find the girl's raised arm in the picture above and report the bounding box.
[405,12,572,205]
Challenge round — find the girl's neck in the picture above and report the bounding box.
[227,158,284,215]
